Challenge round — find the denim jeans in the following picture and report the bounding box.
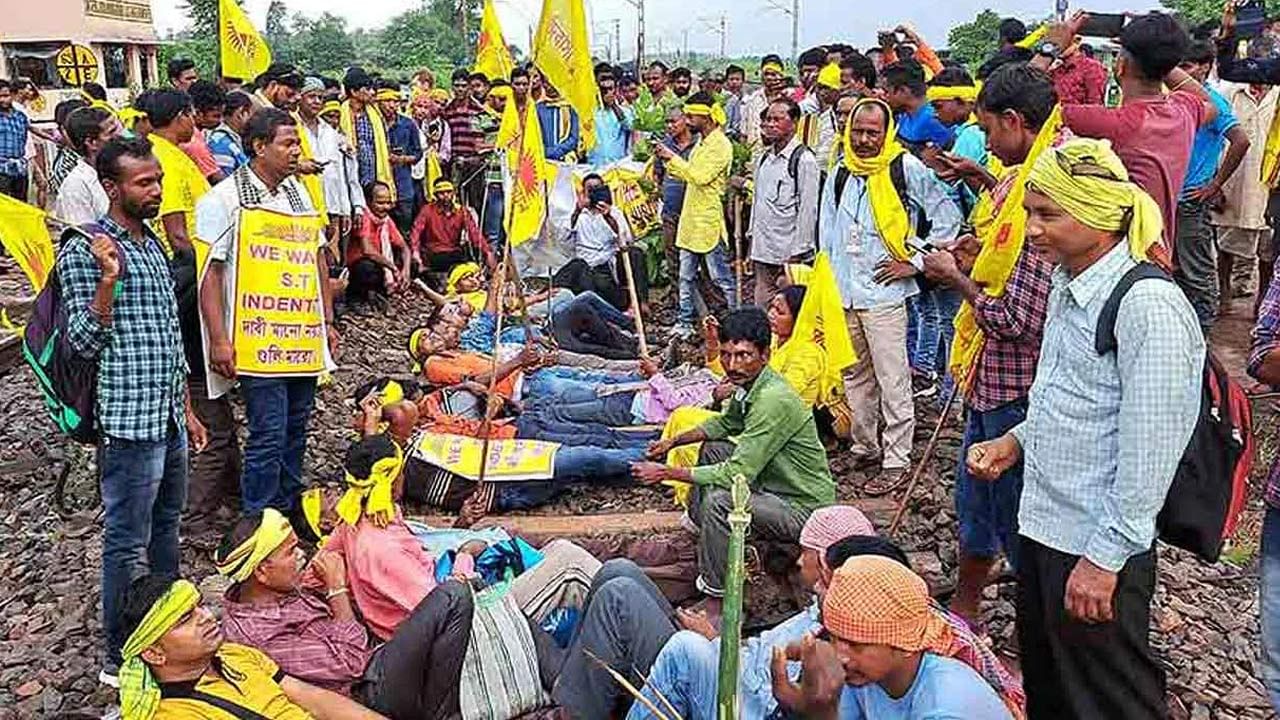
[240,375,317,513]
[495,446,644,510]
[907,286,941,375]
[482,182,505,249]
[523,368,640,399]
[955,399,1027,566]
[515,414,657,448]
[100,426,189,666]
[626,631,719,720]
[934,287,962,404]
[1261,506,1280,712]
[678,244,737,325]
[524,387,638,426]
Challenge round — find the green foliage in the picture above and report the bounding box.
[1160,0,1226,26]
[947,9,1002,70]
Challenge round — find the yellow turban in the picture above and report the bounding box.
[926,85,978,102]
[841,98,912,261]
[119,579,201,720]
[214,508,293,583]
[1026,138,1163,260]
[817,63,841,90]
[683,102,728,127]
[337,436,406,527]
[761,61,785,76]
[446,262,483,295]
[434,179,456,194]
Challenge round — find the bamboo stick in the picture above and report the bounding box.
[716,473,751,718]
[888,384,960,537]
[620,248,649,358]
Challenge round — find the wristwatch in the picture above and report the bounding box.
[1037,42,1061,60]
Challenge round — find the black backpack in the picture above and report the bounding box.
[831,155,934,241]
[1096,263,1253,562]
[20,224,123,444]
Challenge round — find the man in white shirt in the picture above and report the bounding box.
[197,109,338,518]
[54,106,119,226]
[551,173,648,312]
[296,77,357,258]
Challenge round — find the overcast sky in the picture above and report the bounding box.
[152,0,1162,58]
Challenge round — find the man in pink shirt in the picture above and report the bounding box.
[1033,12,1218,269]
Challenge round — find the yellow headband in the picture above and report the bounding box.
[447,262,483,295]
[1027,138,1163,260]
[926,85,978,102]
[408,327,431,362]
[817,63,842,90]
[375,89,402,102]
[301,488,326,546]
[119,579,201,720]
[337,440,406,527]
[118,106,145,128]
[320,100,341,115]
[434,180,456,193]
[428,88,451,103]
[761,61,785,75]
[683,102,727,126]
[214,508,294,583]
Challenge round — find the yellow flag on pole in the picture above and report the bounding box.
[0,194,53,292]
[219,0,273,82]
[532,0,599,149]
[506,100,548,246]
[474,0,516,82]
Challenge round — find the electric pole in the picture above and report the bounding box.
[683,28,689,61]
[614,19,622,63]
[721,14,727,59]
[621,0,645,73]
[763,0,799,62]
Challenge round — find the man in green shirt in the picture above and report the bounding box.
[633,307,836,619]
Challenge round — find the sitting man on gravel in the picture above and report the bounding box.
[216,508,473,720]
[630,307,837,624]
[770,556,1014,720]
[116,574,382,719]
[312,432,603,633]
[352,386,645,516]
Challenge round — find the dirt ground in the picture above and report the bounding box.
[0,260,1276,718]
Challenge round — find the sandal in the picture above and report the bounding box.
[860,468,910,497]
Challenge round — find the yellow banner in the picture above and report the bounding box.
[412,433,558,482]
[532,0,598,148]
[220,0,273,82]
[231,209,327,376]
[0,194,53,292]
[599,165,659,238]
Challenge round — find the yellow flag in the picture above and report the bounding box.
[219,0,273,82]
[474,0,516,83]
[0,194,53,292]
[506,100,548,246]
[532,0,599,149]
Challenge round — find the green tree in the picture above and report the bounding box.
[947,9,1002,70]
[293,13,358,76]
[1160,0,1225,26]
[264,0,294,64]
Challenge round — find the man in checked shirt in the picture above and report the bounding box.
[922,63,1059,633]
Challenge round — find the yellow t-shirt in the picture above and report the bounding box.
[149,134,213,258]
[154,643,313,719]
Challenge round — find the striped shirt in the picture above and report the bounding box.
[58,216,187,441]
[1011,243,1204,572]
[1249,263,1280,508]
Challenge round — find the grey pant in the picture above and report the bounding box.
[689,484,808,595]
[1174,198,1219,331]
[187,376,241,511]
[552,559,677,720]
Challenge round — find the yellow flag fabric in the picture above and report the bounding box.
[791,253,857,407]
[949,105,1062,391]
[506,100,548,246]
[532,0,599,149]
[475,0,516,83]
[339,101,396,202]
[412,433,559,482]
[0,194,53,292]
[840,98,911,261]
[219,0,272,82]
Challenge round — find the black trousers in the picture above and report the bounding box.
[550,303,638,360]
[1017,537,1167,720]
[348,257,387,302]
[553,249,651,311]
[361,580,474,720]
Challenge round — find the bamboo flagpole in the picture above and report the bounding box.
[716,473,751,717]
[619,248,649,358]
[732,193,745,306]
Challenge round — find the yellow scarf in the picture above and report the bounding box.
[213,508,293,583]
[336,440,406,526]
[301,487,327,547]
[293,113,328,216]
[950,105,1062,391]
[119,580,201,720]
[1026,138,1163,258]
[339,100,396,201]
[1264,108,1280,188]
[841,98,911,261]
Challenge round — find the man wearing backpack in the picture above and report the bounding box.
[56,136,209,685]
[749,97,819,306]
[819,97,960,494]
[967,138,1203,719]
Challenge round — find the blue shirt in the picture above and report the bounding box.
[896,103,954,152]
[1011,243,1204,572]
[355,112,377,187]
[460,311,538,353]
[838,653,1012,719]
[385,113,423,203]
[536,102,581,161]
[206,125,249,178]
[1181,85,1238,196]
[948,121,988,213]
[0,107,30,172]
[819,152,962,310]
[589,105,634,165]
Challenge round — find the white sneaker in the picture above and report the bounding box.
[98,668,119,689]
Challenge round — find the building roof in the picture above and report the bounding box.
[5,0,158,45]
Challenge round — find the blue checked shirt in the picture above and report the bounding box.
[0,107,30,175]
[1011,243,1204,572]
[58,216,187,441]
[355,112,376,187]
